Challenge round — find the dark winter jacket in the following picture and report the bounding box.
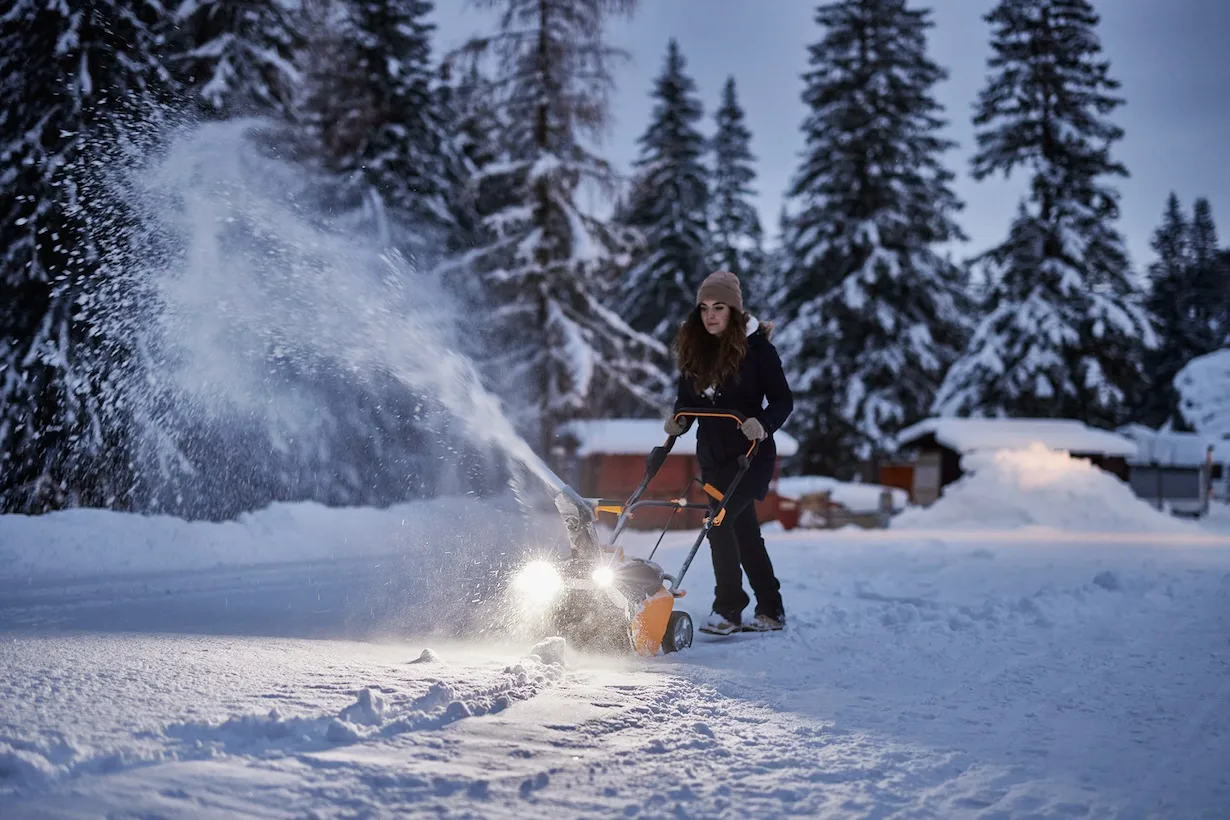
[673,316,794,501]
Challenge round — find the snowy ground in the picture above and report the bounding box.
[3,488,1230,817]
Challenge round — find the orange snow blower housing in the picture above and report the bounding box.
[509,408,760,656]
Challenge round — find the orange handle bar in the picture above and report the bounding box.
[673,409,759,459]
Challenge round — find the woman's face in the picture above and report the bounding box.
[700,300,731,336]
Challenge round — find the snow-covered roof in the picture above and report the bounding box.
[895,417,1138,458]
[1118,424,1230,466]
[559,418,799,458]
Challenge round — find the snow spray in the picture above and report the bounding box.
[109,119,566,515]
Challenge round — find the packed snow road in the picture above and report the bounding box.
[2,502,1230,817]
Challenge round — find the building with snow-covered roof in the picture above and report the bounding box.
[556,418,799,530]
[1117,424,1228,513]
[893,417,1138,506]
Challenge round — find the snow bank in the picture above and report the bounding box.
[892,444,1199,533]
[0,496,548,580]
[776,475,908,512]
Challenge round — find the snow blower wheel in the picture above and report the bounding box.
[662,610,693,653]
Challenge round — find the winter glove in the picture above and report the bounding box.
[741,417,767,441]
[664,414,688,436]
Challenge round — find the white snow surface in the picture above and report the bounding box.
[560,418,800,457]
[0,497,489,579]
[2,493,1229,818]
[898,416,1139,458]
[894,444,1201,534]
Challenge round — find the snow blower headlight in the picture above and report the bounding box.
[512,559,562,608]
[591,566,616,587]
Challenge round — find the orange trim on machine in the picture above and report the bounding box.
[630,587,676,656]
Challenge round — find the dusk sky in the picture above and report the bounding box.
[433,0,1230,275]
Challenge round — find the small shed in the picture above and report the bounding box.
[1117,424,1229,514]
[557,418,800,530]
[894,417,1138,506]
[775,475,909,529]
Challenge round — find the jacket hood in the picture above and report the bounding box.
[745,313,773,341]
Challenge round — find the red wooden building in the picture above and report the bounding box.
[557,419,800,530]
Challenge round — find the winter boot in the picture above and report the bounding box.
[743,613,785,632]
[699,611,741,636]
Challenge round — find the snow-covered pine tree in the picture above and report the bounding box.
[166,0,303,119]
[457,0,670,455]
[1138,193,1192,428]
[619,38,710,347]
[759,206,794,317]
[776,0,969,477]
[436,56,502,269]
[0,0,173,512]
[1219,248,1230,347]
[935,0,1151,428]
[1175,348,1230,438]
[1188,198,1226,351]
[709,77,765,298]
[287,2,454,246]
[339,0,457,260]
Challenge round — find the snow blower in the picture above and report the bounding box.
[507,408,760,656]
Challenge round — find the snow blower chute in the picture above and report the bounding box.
[508,408,760,656]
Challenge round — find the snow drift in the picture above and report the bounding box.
[892,443,1200,533]
[0,496,559,580]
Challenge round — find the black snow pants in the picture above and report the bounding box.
[706,489,784,624]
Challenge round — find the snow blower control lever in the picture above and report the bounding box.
[598,408,760,593]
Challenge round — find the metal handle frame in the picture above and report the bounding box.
[594,407,763,592]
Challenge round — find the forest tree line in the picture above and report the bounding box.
[1,0,1227,517]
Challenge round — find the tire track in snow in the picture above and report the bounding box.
[458,668,971,818]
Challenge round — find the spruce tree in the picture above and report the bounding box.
[619,38,710,347]
[166,0,303,119]
[0,1,173,512]
[760,206,794,316]
[777,0,969,477]
[935,0,1151,428]
[291,0,455,261]
[709,77,764,296]
[457,0,669,456]
[1219,248,1230,347]
[348,0,455,257]
[437,57,502,270]
[1139,193,1191,428]
[1188,198,1225,351]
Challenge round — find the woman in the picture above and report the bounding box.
[665,270,794,635]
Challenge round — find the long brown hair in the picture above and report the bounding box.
[674,306,750,393]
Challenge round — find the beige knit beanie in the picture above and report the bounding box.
[696,270,743,312]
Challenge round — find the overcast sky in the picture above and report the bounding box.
[432,0,1230,273]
